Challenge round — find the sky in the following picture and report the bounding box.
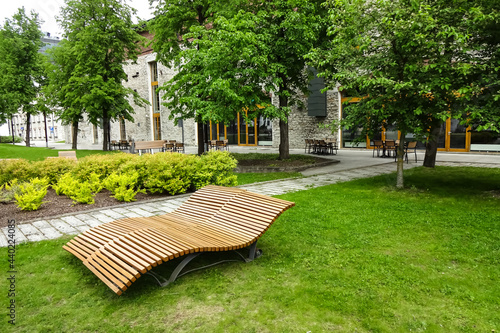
[1,0,155,36]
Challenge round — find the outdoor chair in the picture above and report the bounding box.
[63,185,295,295]
[216,140,226,151]
[175,142,185,153]
[164,143,175,153]
[405,141,418,163]
[372,140,383,157]
[384,140,397,160]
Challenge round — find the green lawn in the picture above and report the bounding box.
[2,166,499,332]
[0,143,118,161]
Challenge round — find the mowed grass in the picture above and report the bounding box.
[1,167,500,332]
[0,143,118,161]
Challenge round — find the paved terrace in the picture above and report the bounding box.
[1,144,499,247]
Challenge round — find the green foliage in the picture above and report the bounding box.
[52,173,97,205]
[0,158,35,185]
[0,7,44,141]
[104,172,144,202]
[57,0,148,150]
[35,158,77,184]
[193,151,238,189]
[0,179,22,203]
[140,153,198,195]
[71,153,136,182]
[0,135,22,143]
[14,177,49,211]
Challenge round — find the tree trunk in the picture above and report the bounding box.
[278,94,290,160]
[423,124,441,168]
[10,115,15,145]
[197,115,205,156]
[102,111,110,151]
[72,121,78,150]
[43,111,48,148]
[25,113,31,147]
[396,134,406,189]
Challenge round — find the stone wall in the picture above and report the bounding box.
[271,87,341,149]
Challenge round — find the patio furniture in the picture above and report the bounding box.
[62,185,295,295]
[110,140,119,150]
[175,142,185,153]
[405,141,418,163]
[58,151,77,161]
[164,143,175,153]
[372,140,383,157]
[134,140,167,155]
[119,140,130,150]
[384,140,397,159]
[216,140,226,151]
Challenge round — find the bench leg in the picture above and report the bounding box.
[145,242,262,287]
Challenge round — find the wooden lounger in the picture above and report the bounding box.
[63,185,295,295]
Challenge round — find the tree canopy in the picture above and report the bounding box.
[309,0,475,187]
[150,0,327,158]
[56,0,146,150]
[0,7,44,146]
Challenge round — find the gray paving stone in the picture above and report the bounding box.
[26,233,47,242]
[122,211,141,218]
[61,216,86,227]
[74,225,91,233]
[49,219,78,235]
[17,224,40,235]
[90,213,115,223]
[110,207,130,214]
[84,218,104,228]
[138,204,161,212]
[32,220,51,229]
[129,208,154,217]
[39,227,63,239]
[0,233,8,247]
[14,227,27,243]
[101,209,126,219]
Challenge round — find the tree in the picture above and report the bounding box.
[43,40,83,149]
[149,0,238,155]
[459,0,500,133]
[150,0,326,159]
[58,0,147,150]
[0,7,44,147]
[309,0,472,187]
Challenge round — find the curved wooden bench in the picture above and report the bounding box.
[63,185,294,295]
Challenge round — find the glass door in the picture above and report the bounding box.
[438,118,469,152]
[238,113,258,146]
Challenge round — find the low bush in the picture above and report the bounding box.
[0,159,36,185]
[52,173,100,205]
[14,177,49,211]
[71,153,136,182]
[104,172,145,202]
[193,151,238,189]
[35,158,78,184]
[140,153,198,195]
[0,135,22,143]
[0,179,23,203]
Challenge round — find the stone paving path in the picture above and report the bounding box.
[1,161,498,247]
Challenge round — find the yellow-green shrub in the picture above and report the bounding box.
[140,153,198,195]
[14,177,49,211]
[192,151,238,189]
[104,172,145,202]
[52,173,97,205]
[71,153,136,182]
[0,179,22,203]
[34,158,77,184]
[0,159,35,185]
